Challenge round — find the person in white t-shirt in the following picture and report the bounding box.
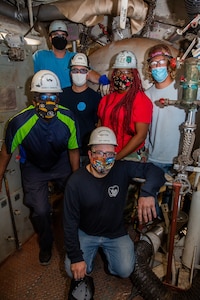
[144,44,186,174]
[143,44,187,216]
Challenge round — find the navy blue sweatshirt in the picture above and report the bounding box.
[63,160,165,263]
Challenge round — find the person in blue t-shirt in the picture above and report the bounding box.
[33,20,109,89]
[0,70,81,266]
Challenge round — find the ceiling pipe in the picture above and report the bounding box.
[0,1,19,19]
[0,0,149,35]
[27,0,34,28]
[0,0,65,22]
[0,14,30,35]
[184,0,200,20]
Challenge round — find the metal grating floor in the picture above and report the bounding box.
[0,200,143,300]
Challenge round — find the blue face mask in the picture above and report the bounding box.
[151,67,168,83]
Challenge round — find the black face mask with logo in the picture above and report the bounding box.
[36,101,59,119]
[52,36,68,50]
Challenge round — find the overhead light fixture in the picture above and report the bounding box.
[24,37,41,46]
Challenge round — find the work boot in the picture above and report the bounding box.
[39,249,52,265]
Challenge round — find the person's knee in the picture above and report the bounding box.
[109,255,135,278]
[115,262,135,278]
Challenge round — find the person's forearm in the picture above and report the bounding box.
[116,135,146,160]
[116,123,149,160]
[140,163,166,197]
[69,148,80,172]
[87,70,100,84]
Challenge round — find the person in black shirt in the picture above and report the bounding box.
[59,53,101,166]
[63,126,165,299]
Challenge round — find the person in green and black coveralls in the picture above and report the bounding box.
[0,70,81,266]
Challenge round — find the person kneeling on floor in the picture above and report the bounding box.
[63,126,165,299]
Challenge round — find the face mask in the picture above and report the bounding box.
[91,157,115,174]
[151,66,168,83]
[36,100,58,119]
[113,75,133,91]
[72,73,87,87]
[52,36,67,50]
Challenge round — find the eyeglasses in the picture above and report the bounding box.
[149,59,167,68]
[51,34,67,39]
[114,70,133,76]
[71,68,88,74]
[39,94,58,101]
[91,150,116,158]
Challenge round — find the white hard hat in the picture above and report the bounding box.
[71,53,89,68]
[112,51,137,69]
[88,127,118,146]
[31,70,63,93]
[49,20,68,35]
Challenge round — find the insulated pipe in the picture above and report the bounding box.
[0,14,30,36]
[182,190,200,269]
[0,1,64,22]
[0,1,17,19]
[20,4,64,22]
[184,0,200,20]
[131,240,200,300]
[0,0,148,35]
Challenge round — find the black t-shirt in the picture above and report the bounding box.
[59,87,101,155]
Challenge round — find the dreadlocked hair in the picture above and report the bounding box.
[110,68,144,137]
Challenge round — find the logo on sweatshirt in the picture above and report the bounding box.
[108,185,119,197]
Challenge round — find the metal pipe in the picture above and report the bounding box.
[72,40,77,53]
[3,173,21,250]
[27,0,34,29]
[184,0,200,20]
[0,1,17,19]
[165,182,182,284]
[0,0,65,22]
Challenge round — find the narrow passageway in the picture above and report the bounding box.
[0,199,142,300]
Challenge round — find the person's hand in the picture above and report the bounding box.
[137,196,157,224]
[71,261,87,280]
[98,74,110,96]
[99,84,110,96]
[140,148,148,163]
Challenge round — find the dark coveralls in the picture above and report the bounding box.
[5,105,80,252]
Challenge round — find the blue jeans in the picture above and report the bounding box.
[65,229,135,278]
[150,162,173,176]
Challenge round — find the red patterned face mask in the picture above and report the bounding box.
[113,74,133,91]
